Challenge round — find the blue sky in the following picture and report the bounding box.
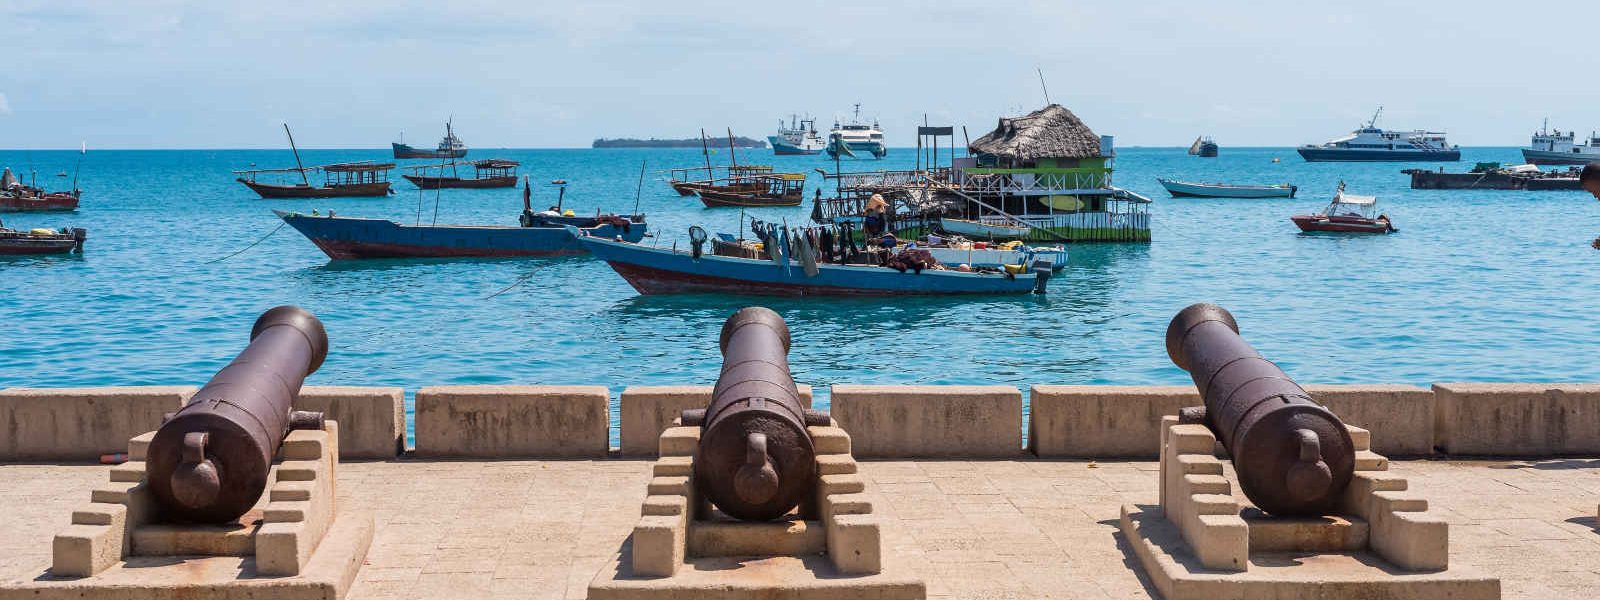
[2,0,1597,149]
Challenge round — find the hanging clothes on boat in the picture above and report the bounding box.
[796,228,819,277]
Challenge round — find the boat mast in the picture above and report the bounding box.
[700,129,712,176]
[726,128,738,169]
[283,123,310,186]
[71,141,84,195]
[1367,106,1383,129]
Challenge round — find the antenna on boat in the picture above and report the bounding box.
[633,159,646,216]
[71,141,85,195]
[1037,67,1051,105]
[282,123,310,187]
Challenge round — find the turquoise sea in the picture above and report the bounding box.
[2,147,1597,446]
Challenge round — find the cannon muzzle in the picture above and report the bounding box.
[146,306,328,523]
[685,307,827,521]
[1165,303,1354,516]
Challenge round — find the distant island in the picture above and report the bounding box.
[593,136,768,149]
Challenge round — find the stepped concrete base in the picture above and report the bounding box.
[588,549,924,600]
[1120,505,1499,600]
[0,511,373,600]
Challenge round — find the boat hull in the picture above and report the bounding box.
[697,189,802,208]
[1404,169,1581,191]
[277,212,646,260]
[401,175,517,189]
[827,141,888,159]
[577,235,1043,296]
[938,218,1030,240]
[1158,179,1296,198]
[239,179,392,198]
[1519,148,1600,166]
[392,143,467,159]
[0,230,83,254]
[1296,147,1460,162]
[1290,214,1394,234]
[0,193,80,212]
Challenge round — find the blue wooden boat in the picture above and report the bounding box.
[276,210,646,260]
[572,228,1052,296]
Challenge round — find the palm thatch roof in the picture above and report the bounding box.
[968,104,1103,161]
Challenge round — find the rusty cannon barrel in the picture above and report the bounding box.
[682,307,829,521]
[146,306,329,524]
[1165,303,1354,516]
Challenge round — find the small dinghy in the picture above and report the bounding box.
[1290,182,1396,234]
[1158,178,1297,198]
[938,217,1031,240]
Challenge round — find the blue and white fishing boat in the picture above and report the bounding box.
[572,228,1051,296]
[1157,178,1297,198]
[274,178,645,260]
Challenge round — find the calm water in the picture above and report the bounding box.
[3,146,1597,445]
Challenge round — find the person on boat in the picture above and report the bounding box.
[863,193,888,236]
[539,205,561,217]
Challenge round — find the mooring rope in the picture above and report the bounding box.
[483,265,549,299]
[207,221,286,264]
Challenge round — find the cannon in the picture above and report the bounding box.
[682,307,830,521]
[145,306,329,524]
[1165,303,1354,516]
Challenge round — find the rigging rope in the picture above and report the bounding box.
[207,221,286,264]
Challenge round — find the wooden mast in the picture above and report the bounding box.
[726,128,738,169]
[700,129,713,178]
[283,123,310,186]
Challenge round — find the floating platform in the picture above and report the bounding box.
[1403,167,1581,191]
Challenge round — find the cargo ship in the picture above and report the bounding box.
[1297,107,1459,162]
[1520,120,1600,165]
[768,115,826,155]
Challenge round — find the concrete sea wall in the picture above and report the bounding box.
[2,382,1598,461]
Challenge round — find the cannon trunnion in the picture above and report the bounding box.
[683,307,829,522]
[1165,303,1355,516]
[145,305,329,524]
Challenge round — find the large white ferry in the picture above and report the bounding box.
[1520,120,1600,165]
[826,104,887,159]
[1296,107,1459,162]
[768,115,826,155]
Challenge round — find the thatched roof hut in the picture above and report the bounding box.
[968,104,1104,161]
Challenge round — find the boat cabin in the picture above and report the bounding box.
[322,162,395,187]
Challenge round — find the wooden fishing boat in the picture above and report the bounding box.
[696,172,805,207]
[938,217,1031,240]
[1158,178,1297,198]
[276,210,645,260]
[572,228,1052,296]
[236,125,394,198]
[0,225,85,255]
[237,162,395,198]
[0,167,80,211]
[402,159,518,189]
[1290,183,1396,234]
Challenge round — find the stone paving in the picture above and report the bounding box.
[2,458,1599,599]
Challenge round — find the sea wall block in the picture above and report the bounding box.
[1030,385,1197,458]
[294,386,404,458]
[1304,384,1434,457]
[830,384,1022,458]
[414,385,609,458]
[619,384,812,456]
[0,386,194,462]
[1433,382,1600,455]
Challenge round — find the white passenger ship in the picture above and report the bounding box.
[1297,107,1459,162]
[827,104,887,159]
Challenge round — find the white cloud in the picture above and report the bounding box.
[0,93,10,116]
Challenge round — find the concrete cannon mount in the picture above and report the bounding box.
[588,418,925,600]
[1119,416,1501,600]
[0,422,373,600]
